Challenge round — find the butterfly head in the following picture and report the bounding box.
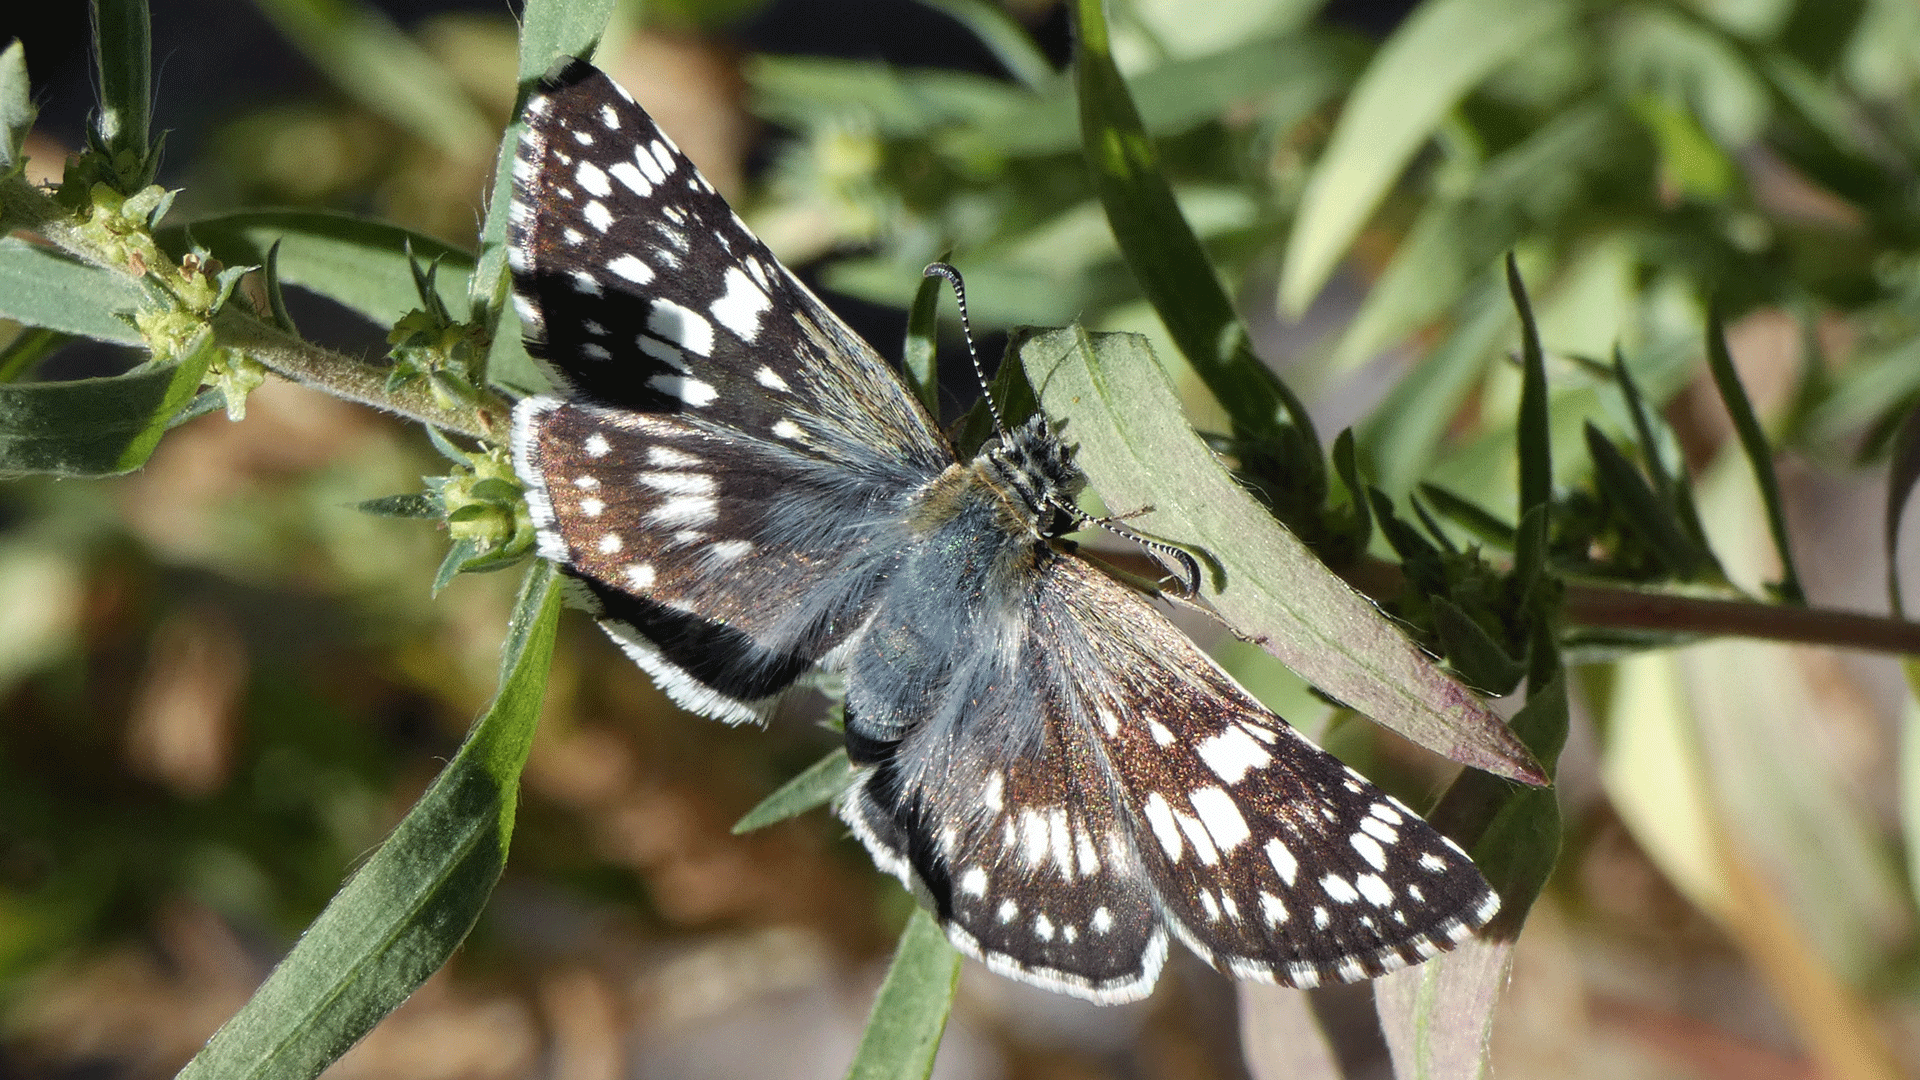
[977,414,1086,542]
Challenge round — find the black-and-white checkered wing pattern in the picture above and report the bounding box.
[839,553,1498,1003]
[507,60,950,723]
[508,58,1499,1005]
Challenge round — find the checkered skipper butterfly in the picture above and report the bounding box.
[506,59,1498,1003]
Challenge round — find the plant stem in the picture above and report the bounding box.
[2,174,509,442]
[1336,555,1920,656]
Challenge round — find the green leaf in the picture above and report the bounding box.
[0,237,145,343]
[177,562,559,1080]
[1021,325,1543,784]
[1705,307,1804,604]
[1374,935,1516,1080]
[249,0,493,158]
[1279,0,1574,314]
[356,493,439,519]
[1357,269,1510,496]
[1072,0,1318,468]
[1510,254,1551,522]
[1418,482,1514,550]
[749,58,1028,137]
[261,239,299,334]
[0,359,208,478]
[915,0,1056,91]
[732,749,854,834]
[1585,423,1709,579]
[902,268,944,417]
[843,908,960,1080]
[1431,597,1525,697]
[467,0,614,371]
[955,31,1361,160]
[516,0,615,77]
[90,0,154,189]
[1885,405,1920,616]
[433,537,479,596]
[158,211,472,329]
[0,41,37,176]
[0,327,72,384]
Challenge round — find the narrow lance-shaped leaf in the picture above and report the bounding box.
[1509,255,1551,520]
[1585,422,1707,580]
[1071,0,1319,474]
[90,0,153,190]
[1378,672,1568,1080]
[156,212,472,329]
[733,749,854,835]
[1279,0,1573,314]
[1021,325,1544,784]
[250,0,493,158]
[0,358,208,478]
[843,908,961,1080]
[1884,405,1920,616]
[1706,307,1805,604]
[0,237,145,343]
[902,266,945,416]
[0,41,37,176]
[466,0,616,392]
[916,0,1057,92]
[177,562,561,1080]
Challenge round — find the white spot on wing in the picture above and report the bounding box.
[1265,837,1298,885]
[646,446,703,469]
[771,419,805,441]
[998,899,1017,924]
[583,200,613,232]
[1143,793,1183,861]
[1321,874,1360,904]
[597,533,623,555]
[959,867,987,898]
[1355,873,1394,907]
[754,365,792,392]
[574,161,611,197]
[608,160,650,196]
[983,771,1004,812]
[1188,786,1251,851]
[608,253,654,284]
[712,266,774,342]
[638,472,716,496]
[647,496,717,527]
[583,433,611,458]
[1146,719,1174,746]
[1196,725,1274,784]
[1091,907,1113,934]
[1350,832,1388,871]
[1033,914,1054,941]
[1173,808,1221,866]
[624,563,655,589]
[579,497,605,517]
[706,539,753,563]
[647,300,715,356]
[1260,891,1288,926]
[647,374,718,407]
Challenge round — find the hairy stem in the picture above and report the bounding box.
[3,174,509,442]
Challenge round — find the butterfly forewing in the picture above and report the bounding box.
[507,57,1501,1004]
[508,61,950,720]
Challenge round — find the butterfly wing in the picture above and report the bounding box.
[507,61,954,721]
[839,553,1498,1002]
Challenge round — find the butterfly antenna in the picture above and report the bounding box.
[923,262,1006,439]
[1055,498,1204,597]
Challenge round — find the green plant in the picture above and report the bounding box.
[6,1,1920,1078]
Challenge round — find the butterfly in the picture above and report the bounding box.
[504,58,1498,1004]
